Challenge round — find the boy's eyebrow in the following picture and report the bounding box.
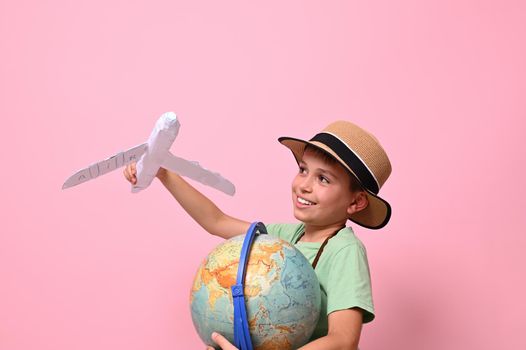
[317,168,337,178]
[298,159,338,178]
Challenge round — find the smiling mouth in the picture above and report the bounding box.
[297,197,316,206]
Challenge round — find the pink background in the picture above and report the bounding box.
[1,1,525,349]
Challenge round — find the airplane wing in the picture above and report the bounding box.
[62,111,236,196]
[62,143,148,190]
[161,155,236,196]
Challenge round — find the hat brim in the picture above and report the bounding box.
[279,136,391,230]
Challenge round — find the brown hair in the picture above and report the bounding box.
[304,144,364,193]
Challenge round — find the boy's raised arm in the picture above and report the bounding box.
[157,168,250,238]
[124,163,250,239]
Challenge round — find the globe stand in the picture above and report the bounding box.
[231,222,267,350]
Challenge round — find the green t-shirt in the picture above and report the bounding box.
[266,223,375,340]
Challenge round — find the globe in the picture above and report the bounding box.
[190,233,321,350]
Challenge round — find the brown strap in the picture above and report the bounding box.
[295,226,344,269]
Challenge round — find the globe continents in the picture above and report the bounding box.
[190,233,321,349]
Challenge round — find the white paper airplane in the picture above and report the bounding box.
[62,112,236,195]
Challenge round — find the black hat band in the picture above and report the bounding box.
[310,133,379,194]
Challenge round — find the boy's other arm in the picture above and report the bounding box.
[298,308,363,350]
[124,164,250,239]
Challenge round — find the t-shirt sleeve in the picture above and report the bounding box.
[326,242,375,323]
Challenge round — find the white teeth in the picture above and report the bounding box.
[298,197,314,205]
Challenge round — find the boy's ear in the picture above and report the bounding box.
[347,191,369,216]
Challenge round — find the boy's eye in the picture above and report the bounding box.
[298,166,307,174]
[319,176,330,184]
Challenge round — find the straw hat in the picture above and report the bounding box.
[279,121,392,229]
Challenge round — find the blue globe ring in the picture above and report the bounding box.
[231,222,267,350]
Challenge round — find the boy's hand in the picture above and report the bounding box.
[205,332,238,350]
[123,162,137,185]
[123,163,168,186]
[123,163,138,185]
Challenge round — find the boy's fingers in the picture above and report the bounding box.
[123,165,137,184]
[211,332,237,350]
[130,163,138,184]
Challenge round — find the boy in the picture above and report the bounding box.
[124,120,392,350]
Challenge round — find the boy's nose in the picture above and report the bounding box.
[299,176,314,192]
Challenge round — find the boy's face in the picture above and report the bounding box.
[291,148,357,228]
